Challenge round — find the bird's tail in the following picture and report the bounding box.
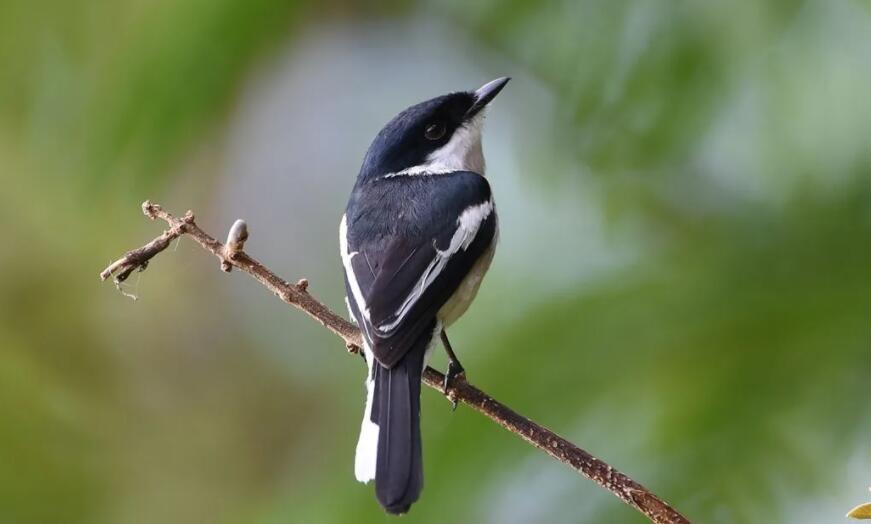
[354,339,428,515]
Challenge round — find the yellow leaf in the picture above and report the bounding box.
[847,503,871,519]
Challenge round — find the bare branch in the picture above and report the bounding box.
[99,201,690,524]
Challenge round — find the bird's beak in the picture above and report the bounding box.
[466,77,510,118]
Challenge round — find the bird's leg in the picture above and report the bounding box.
[440,330,466,410]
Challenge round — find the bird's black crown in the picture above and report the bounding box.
[358,91,476,181]
[357,77,509,182]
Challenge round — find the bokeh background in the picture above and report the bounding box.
[2,1,871,522]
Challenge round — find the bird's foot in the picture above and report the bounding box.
[443,361,466,411]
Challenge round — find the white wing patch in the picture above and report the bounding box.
[340,214,371,324]
[375,198,494,335]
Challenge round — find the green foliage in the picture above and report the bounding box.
[0,0,304,196]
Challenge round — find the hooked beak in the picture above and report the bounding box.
[466,76,510,118]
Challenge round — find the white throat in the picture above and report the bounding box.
[386,112,486,178]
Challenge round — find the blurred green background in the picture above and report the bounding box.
[2,0,871,522]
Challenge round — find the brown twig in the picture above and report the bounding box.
[99,201,690,524]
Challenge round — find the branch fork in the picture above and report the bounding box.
[99,201,690,524]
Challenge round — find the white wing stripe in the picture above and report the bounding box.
[340,214,371,325]
[375,198,494,334]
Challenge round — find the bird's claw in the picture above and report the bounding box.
[443,361,466,411]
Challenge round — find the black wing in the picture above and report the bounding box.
[341,172,496,368]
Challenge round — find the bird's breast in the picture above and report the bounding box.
[437,227,497,327]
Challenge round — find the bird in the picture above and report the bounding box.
[339,77,509,514]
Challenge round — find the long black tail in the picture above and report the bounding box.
[371,341,427,514]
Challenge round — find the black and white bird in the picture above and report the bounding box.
[339,77,509,514]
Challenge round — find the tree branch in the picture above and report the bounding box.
[99,201,690,524]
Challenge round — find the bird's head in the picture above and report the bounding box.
[358,77,509,180]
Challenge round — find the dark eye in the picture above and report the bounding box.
[424,122,446,140]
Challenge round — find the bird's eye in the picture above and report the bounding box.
[424,122,446,141]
